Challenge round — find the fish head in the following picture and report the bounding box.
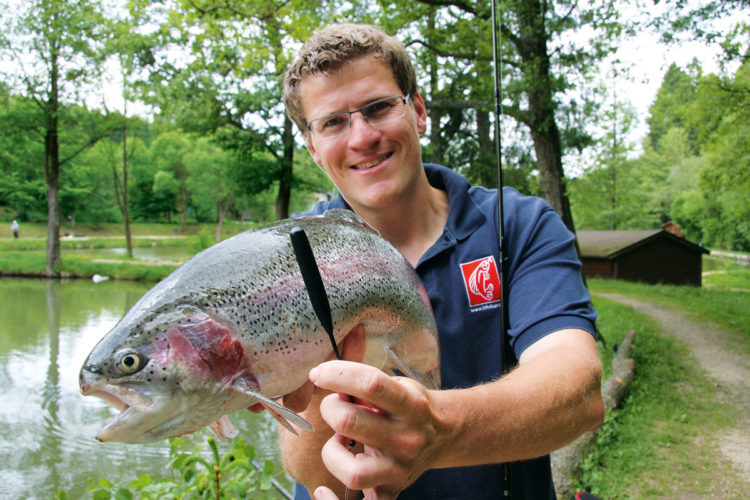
[79,305,253,443]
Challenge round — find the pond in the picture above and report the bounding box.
[0,277,291,499]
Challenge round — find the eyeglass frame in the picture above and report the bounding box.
[305,94,411,140]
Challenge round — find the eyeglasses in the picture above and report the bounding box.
[306,94,410,140]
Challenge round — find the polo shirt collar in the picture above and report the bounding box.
[423,163,486,241]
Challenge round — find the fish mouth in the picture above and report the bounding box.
[80,371,158,442]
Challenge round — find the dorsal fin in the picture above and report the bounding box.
[322,208,380,235]
[322,208,365,225]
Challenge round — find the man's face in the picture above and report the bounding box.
[299,56,427,214]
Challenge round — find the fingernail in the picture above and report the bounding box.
[309,366,319,382]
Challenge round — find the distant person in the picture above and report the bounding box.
[10,220,19,239]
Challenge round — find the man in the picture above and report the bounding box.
[278,23,603,499]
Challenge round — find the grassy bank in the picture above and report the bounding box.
[0,220,255,240]
[580,279,748,497]
[591,277,749,352]
[0,251,179,280]
[0,222,259,280]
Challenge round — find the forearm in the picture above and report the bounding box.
[431,329,604,468]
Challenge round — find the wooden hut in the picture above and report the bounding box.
[577,229,708,286]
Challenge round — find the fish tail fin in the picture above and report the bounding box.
[209,414,239,442]
[232,377,313,434]
[385,346,441,390]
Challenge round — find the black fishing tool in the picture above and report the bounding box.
[290,226,340,359]
[289,226,355,449]
[490,0,514,497]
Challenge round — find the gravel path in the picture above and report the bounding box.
[596,293,750,488]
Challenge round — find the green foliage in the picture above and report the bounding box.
[78,436,280,499]
[579,283,746,497]
[572,54,750,251]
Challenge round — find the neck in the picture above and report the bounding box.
[353,182,449,267]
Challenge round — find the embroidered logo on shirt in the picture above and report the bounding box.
[460,256,502,307]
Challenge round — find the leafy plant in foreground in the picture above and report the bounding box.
[60,435,281,499]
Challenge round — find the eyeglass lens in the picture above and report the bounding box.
[308,95,408,139]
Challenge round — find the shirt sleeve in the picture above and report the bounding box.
[502,190,597,357]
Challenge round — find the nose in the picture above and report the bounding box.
[347,112,381,148]
[80,369,91,394]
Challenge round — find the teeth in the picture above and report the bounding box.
[353,154,390,170]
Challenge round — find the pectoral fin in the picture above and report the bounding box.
[209,414,239,442]
[385,346,441,390]
[232,378,313,435]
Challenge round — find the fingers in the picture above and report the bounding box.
[310,360,426,418]
[310,361,438,494]
[313,486,339,500]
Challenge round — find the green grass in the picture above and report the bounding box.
[0,222,259,280]
[579,280,748,498]
[704,268,750,292]
[0,220,256,240]
[0,235,197,252]
[590,278,749,353]
[0,251,178,280]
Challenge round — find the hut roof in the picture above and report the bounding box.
[577,230,708,259]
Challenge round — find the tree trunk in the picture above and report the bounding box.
[530,125,576,234]
[45,134,61,277]
[275,115,294,220]
[515,0,577,235]
[216,202,225,243]
[179,194,188,234]
[122,116,133,258]
[45,51,61,277]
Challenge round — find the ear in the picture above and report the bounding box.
[306,137,323,167]
[412,93,428,135]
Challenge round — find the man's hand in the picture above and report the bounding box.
[307,360,451,499]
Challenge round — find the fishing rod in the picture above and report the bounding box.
[490,0,514,498]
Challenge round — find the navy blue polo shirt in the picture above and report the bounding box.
[293,163,597,500]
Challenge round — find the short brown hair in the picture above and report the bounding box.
[283,23,418,135]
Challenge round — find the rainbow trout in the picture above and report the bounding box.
[79,209,440,444]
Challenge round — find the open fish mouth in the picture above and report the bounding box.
[80,372,158,442]
[87,389,130,412]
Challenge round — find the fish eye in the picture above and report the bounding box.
[117,350,145,374]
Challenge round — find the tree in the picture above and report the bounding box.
[569,98,648,230]
[126,0,328,220]
[1,0,108,275]
[184,135,241,241]
[350,0,623,236]
[0,92,48,220]
[695,61,750,250]
[646,63,701,152]
[148,131,192,230]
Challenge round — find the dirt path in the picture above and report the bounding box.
[596,293,750,487]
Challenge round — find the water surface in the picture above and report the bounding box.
[0,278,287,499]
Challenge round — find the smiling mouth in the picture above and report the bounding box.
[352,152,392,170]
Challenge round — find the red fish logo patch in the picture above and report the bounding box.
[460,256,502,307]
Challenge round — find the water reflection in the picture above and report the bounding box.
[0,278,287,499]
